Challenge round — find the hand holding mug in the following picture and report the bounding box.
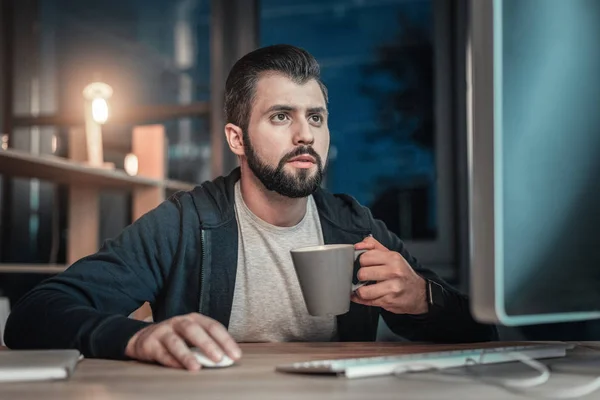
[352,236,428,315]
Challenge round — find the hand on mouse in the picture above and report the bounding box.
[125,313,241,370]
[352,236,428,315]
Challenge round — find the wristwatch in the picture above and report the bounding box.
[425,279,445,309]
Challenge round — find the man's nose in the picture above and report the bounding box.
[293,119,314,146]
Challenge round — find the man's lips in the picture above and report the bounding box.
[288,155,316,163]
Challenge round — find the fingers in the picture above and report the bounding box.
[127,313,242,371]
[350,295,376,307]
[357,265,400,282]
[354,236,387,251]
[358,250,407,268]
[174,317,224,362]
[190,314,242,361]
[351,293,395,308]
[353,280,402,301]
[153,346,186,369]
[161,331,201,371]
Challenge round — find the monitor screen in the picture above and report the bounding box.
[469,0,600,325]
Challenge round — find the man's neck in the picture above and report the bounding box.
[238,166,309,227]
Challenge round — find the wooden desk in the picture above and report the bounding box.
[0,342,596,399]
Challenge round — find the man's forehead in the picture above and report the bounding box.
[254,73,326,110]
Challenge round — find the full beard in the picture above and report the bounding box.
[243,133,325,198]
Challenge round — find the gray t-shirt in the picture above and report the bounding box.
[228,181,337,342]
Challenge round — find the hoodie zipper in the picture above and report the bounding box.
[199,228,206,314]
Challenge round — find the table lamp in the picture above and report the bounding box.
[82,82,113,168]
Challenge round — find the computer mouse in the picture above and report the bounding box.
[190,348,235,368]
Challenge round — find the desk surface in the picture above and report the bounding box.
[1,342,598,399]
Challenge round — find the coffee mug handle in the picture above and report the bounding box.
[352,249,368,292]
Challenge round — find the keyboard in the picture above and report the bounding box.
[275,343,570,379]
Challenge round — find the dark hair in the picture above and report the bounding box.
[224,44,328,133]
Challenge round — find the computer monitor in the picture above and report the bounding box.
[467,0,600,326]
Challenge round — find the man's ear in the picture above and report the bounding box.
[225,123,245,156]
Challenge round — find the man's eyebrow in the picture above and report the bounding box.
[264,104,295,114]
[307,106,328,115]
[263,104,328,115]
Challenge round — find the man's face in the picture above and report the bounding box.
[243,73,330,198]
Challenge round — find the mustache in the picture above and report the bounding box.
[280,146,323,166]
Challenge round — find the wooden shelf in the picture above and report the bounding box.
[0,125,198,267]
[0,148,196,191]
[0,265,68,274]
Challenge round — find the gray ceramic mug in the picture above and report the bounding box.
[290,244,368,316]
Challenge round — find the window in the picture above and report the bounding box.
[260,0,455,278]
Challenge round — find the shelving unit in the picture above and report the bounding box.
[0,148,195,192]
[0,124,198,270]
[0,148,167,189]
[0,265,68,274]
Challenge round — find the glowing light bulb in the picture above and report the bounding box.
[91,98,109,124]
[124,153,138,176]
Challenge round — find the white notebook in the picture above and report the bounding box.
[0,349,82,383]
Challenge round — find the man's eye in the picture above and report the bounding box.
[272,113,288,122]
[310,115,322,123]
